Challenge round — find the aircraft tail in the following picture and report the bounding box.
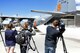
[55,0,76,12]
[31,0,77,15]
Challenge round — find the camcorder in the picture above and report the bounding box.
[59,20,65,34]
[27,19,35,32]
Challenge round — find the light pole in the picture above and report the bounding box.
[0,13,3,23]
[16,14,18,17]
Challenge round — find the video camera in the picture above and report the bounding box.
[59,20,65,33]
[20,18,35,32]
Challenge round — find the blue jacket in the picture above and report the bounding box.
[5,29,17,46]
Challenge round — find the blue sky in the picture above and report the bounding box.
[0,0,57,17]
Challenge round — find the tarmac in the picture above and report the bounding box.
[0,29,80,53]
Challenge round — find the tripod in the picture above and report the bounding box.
[0,30,6,51]
[22,35,39,53]
[57,34,68,53]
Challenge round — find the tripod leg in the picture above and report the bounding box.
[26,44,29,53]
[26,36,30,53]
[0,31,6,51]
[61,36,68,53]
[26,36,39,53]
[31,37,39,53]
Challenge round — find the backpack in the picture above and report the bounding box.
[15,31,26,44]
[15,30,31,45]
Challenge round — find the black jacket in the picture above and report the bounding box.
[45,26,60,47]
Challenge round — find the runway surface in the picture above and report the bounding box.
[0,32,80,53]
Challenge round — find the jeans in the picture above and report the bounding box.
[45,46,56,53]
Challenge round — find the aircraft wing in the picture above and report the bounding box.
[0,16,35,24]
[0,16,35,21]
[31,10,66,15]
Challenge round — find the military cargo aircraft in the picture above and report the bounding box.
[31,0,80,40]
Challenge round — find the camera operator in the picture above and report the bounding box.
[19,20,36,53]
[45,18,65,53]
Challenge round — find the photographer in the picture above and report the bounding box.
[19,20,36,53]
[45,18,63,53]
